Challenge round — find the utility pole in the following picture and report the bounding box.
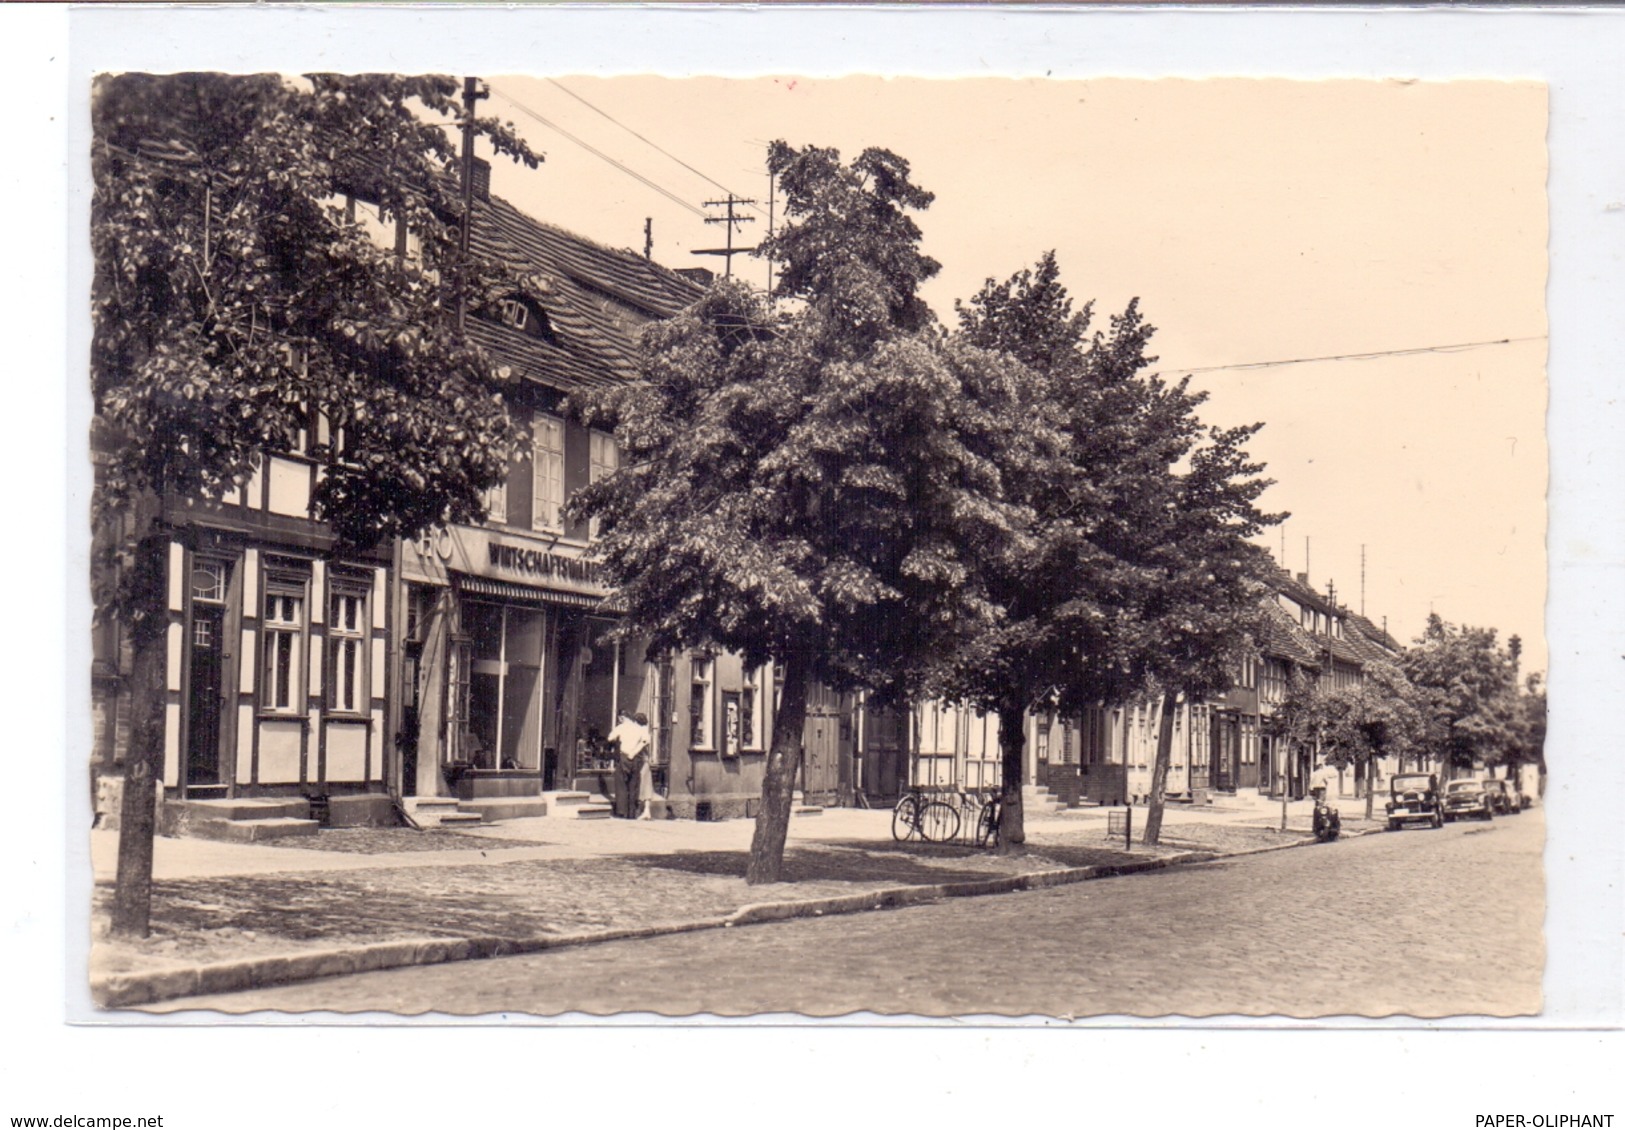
[457,76,488,337]
[1360,544,1367,617]
[692,194,757,279]
[643,217,653,260]
[766,173,776,302]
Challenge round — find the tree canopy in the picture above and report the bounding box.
[93,72,541,551]
[1403,614,1523,772]
[572,142,1029,881]
[947,251,1283,845]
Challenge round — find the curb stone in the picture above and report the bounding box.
[91,836,1347,1009]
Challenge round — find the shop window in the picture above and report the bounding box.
[532,414,565,532]
[327,582,367,714]
[261,579,306,714]
[689,656,714,750]
[587,430,618,540]
[459,601,544,772]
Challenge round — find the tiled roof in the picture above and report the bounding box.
[1346,612,1404,657]
[467,192,706,393]
[1260,601,1323,668]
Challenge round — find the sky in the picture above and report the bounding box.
[478,75,1549,673]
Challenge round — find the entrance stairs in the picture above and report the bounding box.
[1021,785,1068,817]
[401,797,483,829]
[791,790,824,817]
[542,790,615,819]
[161,798,319,843]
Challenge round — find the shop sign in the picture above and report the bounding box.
[404,525,608,597]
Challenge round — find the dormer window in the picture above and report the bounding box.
[495,296,557,344]
[498,298,530,332]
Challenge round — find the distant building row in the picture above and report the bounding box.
[90,185,1410,827]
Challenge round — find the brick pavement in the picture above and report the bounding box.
[153,809,1543,1018]
[87,797,1359,1005]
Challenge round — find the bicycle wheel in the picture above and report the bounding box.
[976,801,1000,849]
[892,795,921,842]
[920,799,961,843]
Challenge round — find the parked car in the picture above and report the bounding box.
[1386,773,1443,831]
[1481,778,1519,816]
[1442,778,1494,822]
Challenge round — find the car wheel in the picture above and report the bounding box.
[1388,820,1401,832]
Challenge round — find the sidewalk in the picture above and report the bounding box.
[88,795,1350,1009]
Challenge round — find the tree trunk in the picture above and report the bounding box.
[1364,755,1376,820]
[746,649,811,885]
[995,695,1026,852]
[1141,688,1178,846]
[110,535,170,939]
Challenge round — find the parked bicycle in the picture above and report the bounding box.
[891,788,961,843]
[975,792,1002,849]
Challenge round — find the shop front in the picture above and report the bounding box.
[398,524,651,805]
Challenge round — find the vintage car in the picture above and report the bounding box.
[1386,773,1443,831]
[1481,778,1519,816]
[1442,778,1494,822]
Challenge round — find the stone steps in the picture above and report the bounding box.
[161,797,320,841]
[402,797,482,829]
[181,815,320,843]
[1021,785,1067,817]
[542,791,614,819]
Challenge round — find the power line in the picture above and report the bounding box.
[1161,335,1546,377]
[544,78,769,219]
[486,83,708,220]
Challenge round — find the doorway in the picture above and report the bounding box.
[185,559,229,787]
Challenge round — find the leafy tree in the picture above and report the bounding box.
[92,72,540,936]
[571,143,1028,883]
[1314,661,1429,818]
[951,253,1281,848]
[1507,671,1548,796]
[1264,669,1326,793]
[1402,614,1521,776]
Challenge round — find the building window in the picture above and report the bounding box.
[588,430,618,540]
[689,656,714,749]
[498,298,531,332]
[484,480,508,525]
[328,583,367,714]
[532,414,565,532]
[191,560,227,603]
[742,666,766,751]
[261,581,306,714]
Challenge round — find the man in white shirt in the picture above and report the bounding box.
[607,709,651,819]
[1310,761,1338,805]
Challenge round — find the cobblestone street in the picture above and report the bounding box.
[153,807,1543,1019]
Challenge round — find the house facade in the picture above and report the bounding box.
[91,185,707,825]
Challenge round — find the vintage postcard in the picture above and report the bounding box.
[85,71,1548,1020]
[33,3,1625,1127]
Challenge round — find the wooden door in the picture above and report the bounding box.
[801,688,843,804]
[186,604,224,786]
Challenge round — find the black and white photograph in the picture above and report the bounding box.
[84,68,1556,1021]
[16,2,1625,1126]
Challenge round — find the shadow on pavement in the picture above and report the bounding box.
[623,846,1001,886]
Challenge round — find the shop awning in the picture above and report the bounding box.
[453,574,622,613]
